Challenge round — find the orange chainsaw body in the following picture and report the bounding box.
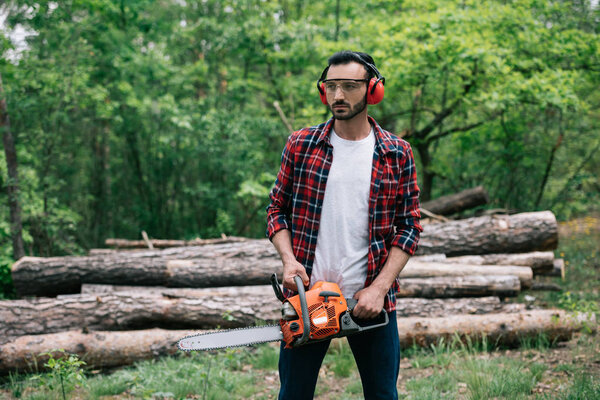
[279,281,348,349]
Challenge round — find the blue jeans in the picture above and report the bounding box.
[278,311,399,400]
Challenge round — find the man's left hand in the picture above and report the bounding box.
[352,286,385,319]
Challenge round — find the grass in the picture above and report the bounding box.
[1,223,599,399]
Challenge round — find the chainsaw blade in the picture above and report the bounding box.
[177,325,283,351]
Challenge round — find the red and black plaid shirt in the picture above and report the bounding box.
[266,116,422,312]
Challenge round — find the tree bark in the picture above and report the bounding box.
[417,211,558,256]
[11,211,556,297]
[0,310,592,374]
[0,72,25,260]
[419,251,555,275]
[536,259,565,278]
[0,289,280,343]
[401,262,532,288]
[104,236,248,249]
[0,328,189,374]
[0,285,527,340]
[396,275,521,298]
[80,284,526,316]
[421,186,489,216]
[396,309,595,349]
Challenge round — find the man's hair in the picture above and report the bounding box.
[327,51,378,80]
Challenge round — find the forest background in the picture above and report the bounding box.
[0,0,598,298]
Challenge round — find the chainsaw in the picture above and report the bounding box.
[177,274,389,351]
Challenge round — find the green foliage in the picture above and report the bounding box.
[549,374,600,400]
[525,221,600,321]
[0,222,15,299]
[250,344,279,371]
[558,291,600,315]
[324,339,356,378]
[0,0,598,261]
[29,350,87,400]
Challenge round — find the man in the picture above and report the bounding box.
[266,51,422,399]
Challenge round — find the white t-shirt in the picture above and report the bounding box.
[310,127,375,299]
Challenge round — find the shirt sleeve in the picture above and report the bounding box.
[266,134,295,239]
[391,142,422,255]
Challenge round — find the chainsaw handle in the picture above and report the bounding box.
[270,273,285,302]
[294,275,310,346]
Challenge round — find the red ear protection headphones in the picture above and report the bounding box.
[316,54,385,106]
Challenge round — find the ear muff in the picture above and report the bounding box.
[318,82,328,105]
[367,77,385,105]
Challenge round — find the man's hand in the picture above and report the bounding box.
[352,285,386,319]
[271,229,310,291]
[283,259,310,291]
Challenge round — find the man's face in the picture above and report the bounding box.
[324,62,369,121]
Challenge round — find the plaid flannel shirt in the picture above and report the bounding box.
[266,116,422,312]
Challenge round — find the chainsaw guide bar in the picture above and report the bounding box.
[177,325,283,351]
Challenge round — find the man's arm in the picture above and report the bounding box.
[352,246,409,319]
[271,229,310,291]
[266,134,309,291]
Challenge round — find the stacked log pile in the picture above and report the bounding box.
[2,203,593,374]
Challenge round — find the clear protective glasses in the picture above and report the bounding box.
[323,79,369,93]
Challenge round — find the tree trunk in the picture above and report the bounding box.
[11,253,532,297]
[11,211,556,297]
[396,309,595,349]
[81,284,526,316]
[536,259,565,278]
[401,262,532,288]
[421,186,489,216]
[0,310,592,374]
[0,289,279,343]
[421,251,555,275]
[104,236,248,249]
[417,211,558,256]
[0,328,189,374]
[396,275,520,298]
[0,72,25,260]
[0,284,527,340]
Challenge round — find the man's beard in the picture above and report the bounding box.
[330,97,367,120]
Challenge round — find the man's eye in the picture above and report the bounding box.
[325,83,337,91]
[342,83,360,91]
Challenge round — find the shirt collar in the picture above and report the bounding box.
[317,116,396,155]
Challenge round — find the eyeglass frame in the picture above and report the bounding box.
[321,79,370,93]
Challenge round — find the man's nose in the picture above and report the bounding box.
[333,86,345,101]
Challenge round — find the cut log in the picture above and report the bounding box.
[11,240,282,297]
[80,284,527,316]
[104,236,248,249]
[536,259,565,278]
[421,186,489,216]
[529,281,562,291]
[400,262,533,288]
[397,309,595,349]
[11,253,533,298]
[11,211,556,297]
[428,251,555,275]
[396,275,521,298]
[1,310,593,374]
[0,328,190,374]
[0,289,279,343]
[1,285,528,341]
[416,211,558,256]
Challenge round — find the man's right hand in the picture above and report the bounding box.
[283,259,310,291]
[271,229,310,291]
